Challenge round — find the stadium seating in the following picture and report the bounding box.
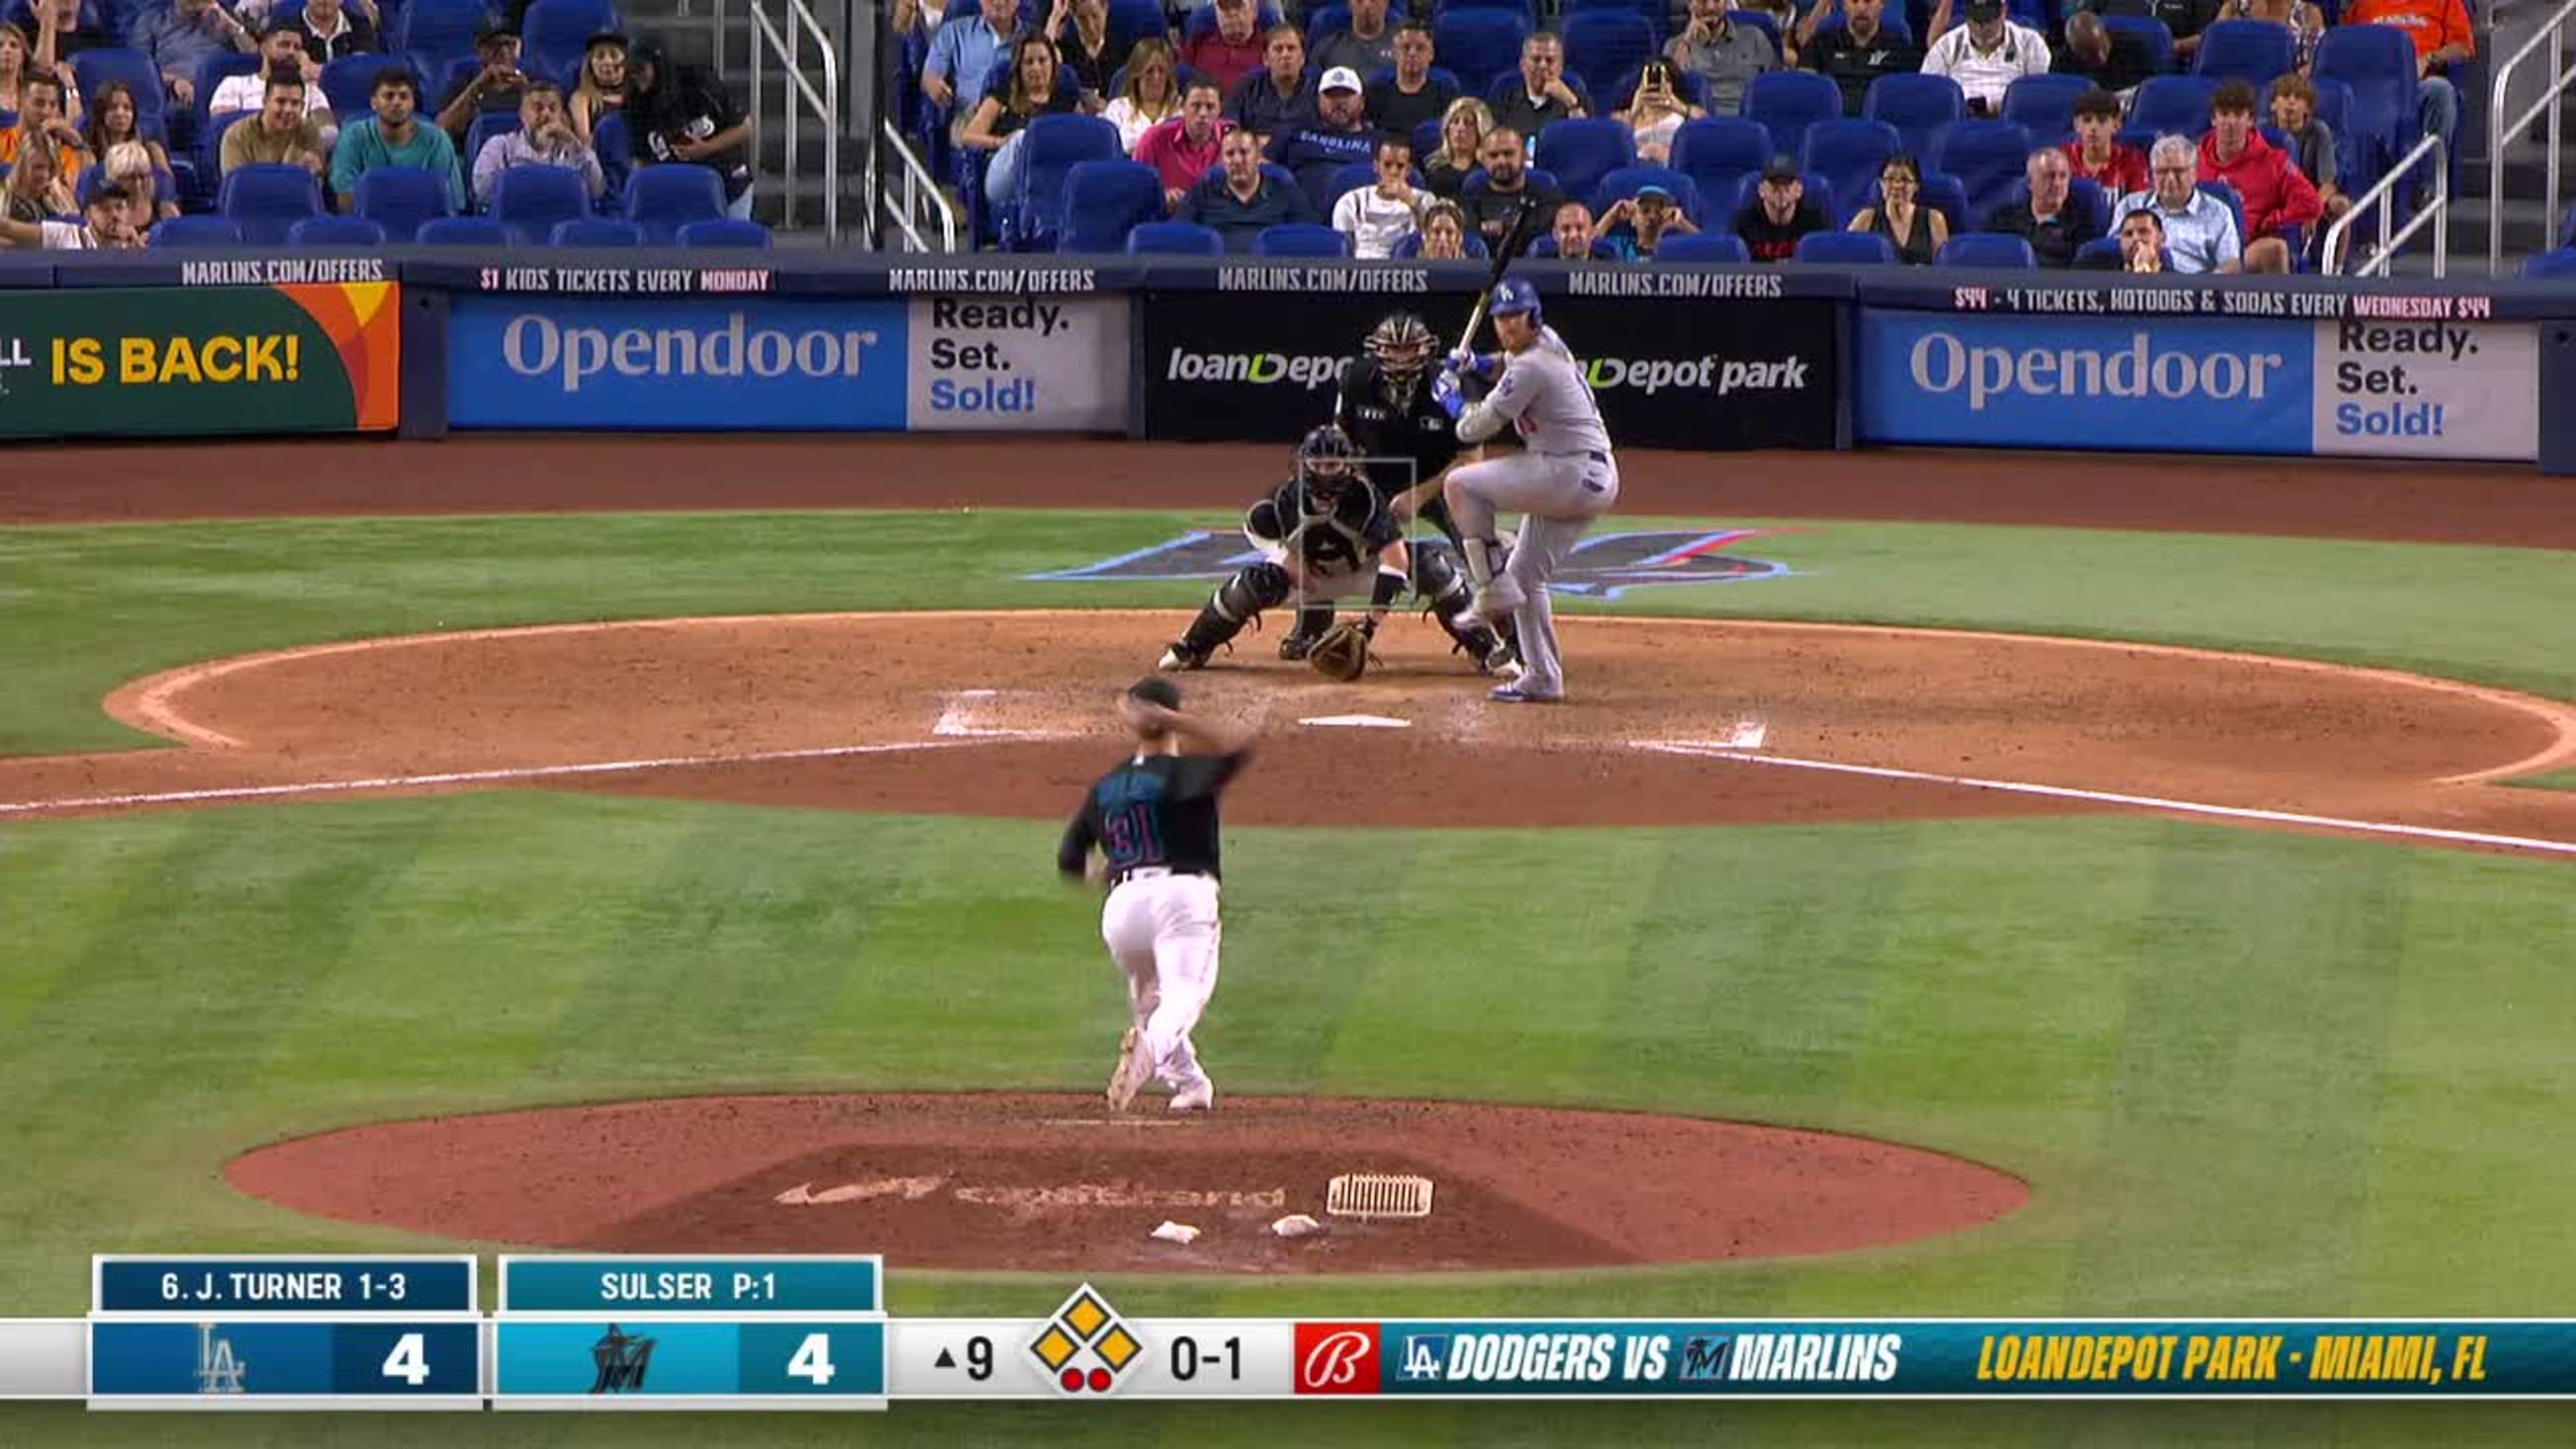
[285,214,387,246]
[148,215,246,247]
[2198,178,2247,241]
[1727,169,1835,231]
[1126,220,1226,254]
[463,112,524,185]
[1325,160,1379,209]
[2193,20,2296,86]
[2099,15,2176,76]
[1107,0,1167,40]
[1433,9,1530,96]
[1057,159,1164,253]
[1857,169,1969,232]
[2313,24,2419,171]
[489,163,592,244]
[2127,76,2220,150]
[551,217,646,245]
[1793,229,1898,264]
[592,111,635,200]
[1606,60,1708,113]
[1251,222,1352,256]
[71,49,166,140]
[1592,164,1703,223]
[1666,117,1771,203]
[1003,113,1122,251]
[192,53,261,128]
[1560,10,1655,99]
[396,0,493,75]
[523,0,617,79]
[319,54,387,124]
[2518,247,2576,281]
[417,216,514,244]
[2066,175,2110,235]
[1534,118,1637,205]
[623,163,728,243]
[1929,119,2034,220]
[1651,230,1749,262]
[678,218,774,248]
[2001,73,2091,145]
[1862,73,1966,158]
[1744,69,1843,159]
[1437,0,1538,20]
[355,167,456,242]
[1305,3,1350,48]
[1935,231,2037,267]
[1800,119,1901,222]
[217,162,324,244]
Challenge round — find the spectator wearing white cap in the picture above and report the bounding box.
[1266,64,1375,201]
[1922,0,2049,115]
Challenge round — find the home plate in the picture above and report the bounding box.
[1299,714,1413,729]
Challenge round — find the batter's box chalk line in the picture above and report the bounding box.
[1297,714,1413,729]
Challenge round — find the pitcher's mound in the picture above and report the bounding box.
[226,1093,2028,1275]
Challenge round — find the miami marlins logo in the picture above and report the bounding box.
[1030,528,1784,600]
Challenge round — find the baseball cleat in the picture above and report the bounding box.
[1158,643,1205,672]
[1472,578,1527,620]
[1168,1079,1215,1113]
[1106,1027,1152,1111]
[1277,632,1319,662]
[1489,682,1562,704]
[1479,640,1520,678]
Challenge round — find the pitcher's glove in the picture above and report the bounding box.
[1308,620,1375,682]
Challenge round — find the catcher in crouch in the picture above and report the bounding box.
[1158,425,1511,680]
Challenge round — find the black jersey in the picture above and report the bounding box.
[1245,476,1400,578]
[1334,356,1466,499]
[1057,749,1253,882]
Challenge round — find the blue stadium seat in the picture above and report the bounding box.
[193,52,261,126]
[2000,73,2092,145]
[623,163,726,242]
[2518,247,2576,282]
[1251,222,1352,256]
[1559,10,1654,100]
[1005,113,1122,251]
[522,0,617,80]
[320,53,393,124]
[1928,118,2033,221]
[355,167,455,242]
[462,112,524,195]
[2313,24,2418,172]
[591,110,635,202]
[1935,231,2037,267]
[216,162,323,244]
[1566,0,1664,39]
[394,0,492,72]
[1533,118,1635,205]
[551,216,646,245]
[1325,159,1378,209]
[2126,77,2218,152]
[1057,158,1164,253]
[2193,19,2295,86]
[1794,228,1898,264]
[1305,3,1349,49]
[1652,229,1750,263]
[148,214,246,247]
[1126,219,1226,254]
[70,48,166,140]
[678,218,774,248]
[1605,59,1708,113]
[1107,0,1167,41]
[2099,15,2176,76]
[1862,73,1965,158]
[1744,69,1842,158]
[1799,118,1900,223]
[1432,9,1529,96]
[286,214,387,245]
[1435,0,1536,20]
[1728,169,1836,232]
[1592,164,1702,223]
[1666,116,1770,201]
[489,163,591,244]
[417,215,514,244]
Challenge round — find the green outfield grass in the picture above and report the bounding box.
[0,507,2570,1444]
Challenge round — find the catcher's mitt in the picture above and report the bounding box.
[1307,621,1374,682]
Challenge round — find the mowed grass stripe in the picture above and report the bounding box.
[2348,854,2576,1312]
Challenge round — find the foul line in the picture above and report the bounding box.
[0,739,993,818]
[1635,742,2576,858]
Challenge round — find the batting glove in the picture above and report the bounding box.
[1448,348,1497,380]
[1431,366,1466,419]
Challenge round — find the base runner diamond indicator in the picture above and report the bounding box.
[1028,1285,1143,1397]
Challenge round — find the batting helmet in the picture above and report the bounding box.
[1489,277,1542,322]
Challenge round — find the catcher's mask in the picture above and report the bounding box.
[1366,312,1436,402]
[1294,424,1361,509]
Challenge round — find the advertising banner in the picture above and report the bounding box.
[0,283,399,439]
[1857,310,2538,460]
[447,295,910,430]
[1140,287,1837,448]
[904,295,1129,432]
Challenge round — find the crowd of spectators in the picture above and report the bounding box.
[907,0,2478,268]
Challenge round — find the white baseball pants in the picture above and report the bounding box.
[1446,450,1620,697]
[1099,871,1220,1096]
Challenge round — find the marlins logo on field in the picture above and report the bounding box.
[1030,528,1785,600]
[1678,1334,1733,1382]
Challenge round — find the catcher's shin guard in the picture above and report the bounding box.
[1175,562,1292,661]
[1411,542,1510,671]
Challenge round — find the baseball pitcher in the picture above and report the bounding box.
[1057,677,1255,1114]
[1435,277,1621,703]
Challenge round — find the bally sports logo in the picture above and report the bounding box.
[1293,1324,1382,1394]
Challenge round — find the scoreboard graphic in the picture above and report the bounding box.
[20,1254,2576,1408]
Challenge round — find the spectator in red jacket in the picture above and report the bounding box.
[1182,0,1266,93]
[2344,0,2472,168]
[2197,79,2317,273]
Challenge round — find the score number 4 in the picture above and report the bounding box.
[788,1332,839,1386]
[383,1332,432,1386]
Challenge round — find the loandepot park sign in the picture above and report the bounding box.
[1033,528,1785,599]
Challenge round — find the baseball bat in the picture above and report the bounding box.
[1451,192,1543,357]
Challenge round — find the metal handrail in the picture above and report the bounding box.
[2326,131,2449,277]
[743,0,844,240]
[2490,0,2576,271]
[877,118,959,251]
